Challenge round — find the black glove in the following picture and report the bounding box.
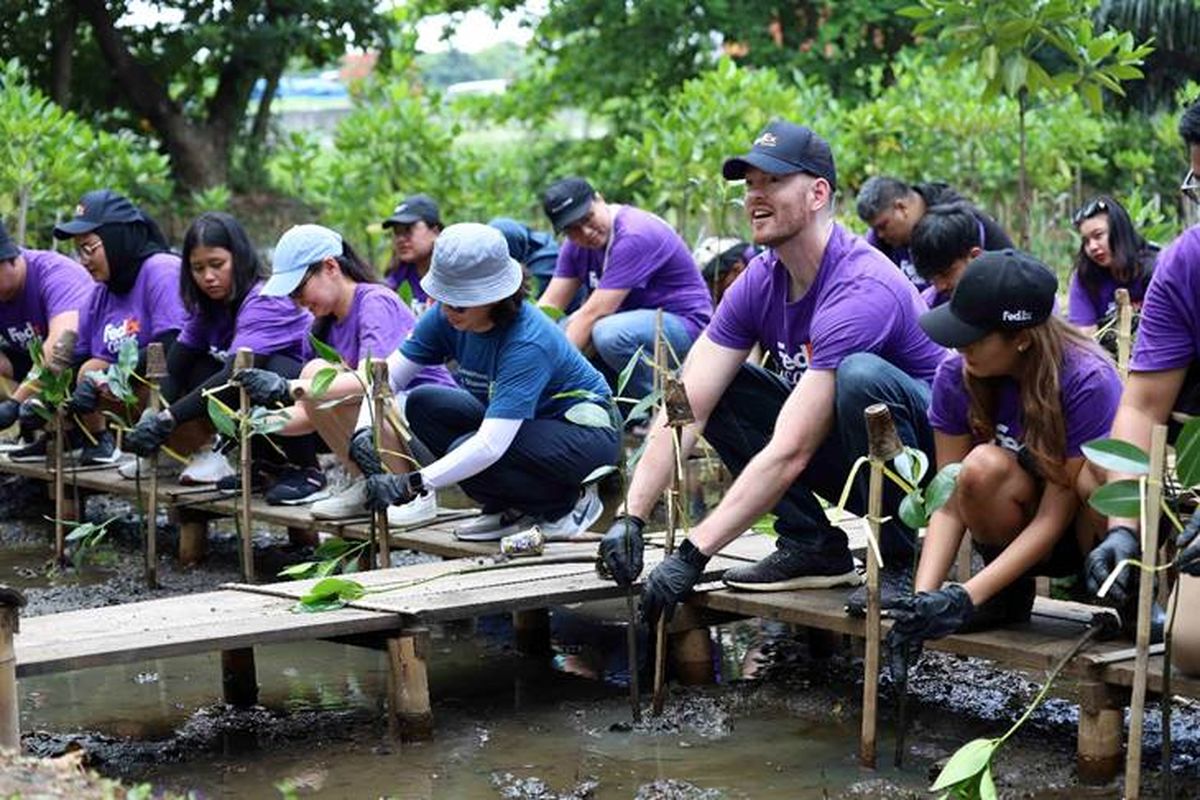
[124,410,175,456]
[640,539,710,625]
[1177,515,1200,577]
[348,427,383,477]
[234,368,291,406]
[18,399,49,430]
[65,378,100,415]
[364,472,422,512]
[885,583,975,646]
[1085,525,1140,606]
[0,398,18,429]
[597,515,646,586]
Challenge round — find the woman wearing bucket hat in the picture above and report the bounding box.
[354,222,619,541]
[885,249,1122,662]
[13,189,188,466]
[233,223,453,516]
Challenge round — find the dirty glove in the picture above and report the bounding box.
[640,539,710,625]
[17,399,50,430]
[124,409,175,456]
[234,368,291,406]
[885,584,974,645]
[0,398,18,430]
[1177,515,1200,577]
[597,514,646,586]
[364,471,423,512]
[348,427,383,477]
[1085,525,1139,606]
[64,377,100,415]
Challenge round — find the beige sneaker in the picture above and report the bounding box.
[311,479,368,520]
[386,490,439,528]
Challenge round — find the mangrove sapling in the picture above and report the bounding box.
[23,331,78,563]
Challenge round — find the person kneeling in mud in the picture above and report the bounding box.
[885,251,1120,659]
[257,223,619,541]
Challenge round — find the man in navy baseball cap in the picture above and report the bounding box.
[722,120,837,192]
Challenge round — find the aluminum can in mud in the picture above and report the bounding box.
[500,526,545,557]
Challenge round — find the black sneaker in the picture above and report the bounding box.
[8,432,83,463]
[845,565,914,617]
[722,544,862,592]
[80,430,121,466]
[217,470,268,494]
[264,466,330,506]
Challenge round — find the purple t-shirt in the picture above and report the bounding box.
[0,249,94,355]
[553,205,713,337]
[384,263,433,315]
[86,252,188,361]
[1067,270,1151,326]
[929,345,1121,458]
[707,223,947,387]
[921,284,949,309]
[1131,227,1200,372]
[178,279,310,362]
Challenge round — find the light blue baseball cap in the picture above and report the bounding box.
[421,223,523,307]
[262,224,343,297]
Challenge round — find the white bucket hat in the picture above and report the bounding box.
[420,222,523,307]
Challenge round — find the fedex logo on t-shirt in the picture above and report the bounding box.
[993,423,1021,453]
[774,341,811,386]
[102,318,140,354]
[2,321,42,350]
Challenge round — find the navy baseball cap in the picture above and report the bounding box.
[920,249,1058,348]
[383,194,441,229]
[722,120,838,192]
[53,189,146,239]
[0,220,19,262]
[542,177,596,233]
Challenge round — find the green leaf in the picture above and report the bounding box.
[979,764,998,800]
[751,514,778,535]
[924,463,962,516]
[899,491,927,530]
[278,562,318,579]
[622,389,662,425]
[625,436,649,473]
[930,737,999,791]
[300,577,365,605]
[1088,479,1142,518]
[616,345,644,396]
[308,333,343,365]
[314,537,353,559]
[581,464,618,484]
[309,367,338,399]
[207,396,238,438]
[539,304,564,321]
[65,522,99,542]
[1001,53,1028,97]
[894,447,929,486]
[294,598,347,614]
[565,402,614,429]
[117,337,139,377]
[1081,438,1150,476]
[1174,418,1200,488]
[396,281,414,307]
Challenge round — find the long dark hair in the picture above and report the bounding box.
[487,282,529,328]
[180,212,268,318]
[309,240,381,342]
[1072,195,1154,303]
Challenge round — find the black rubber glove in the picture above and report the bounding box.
[18,399,49,430]
[1177,514,1200,577]
[0,398,18,429]
[597,515,646,586]
[640,539,711,625]
[124,410,176,456]
[884,583,975,646]
[1084,525,1139,606]
[234,368,291,406]
[364,472,422,512]
[348,427,384,477]
[65,378,100,415]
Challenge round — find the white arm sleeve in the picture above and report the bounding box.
[354,350,423,431]
[420,417,522,491]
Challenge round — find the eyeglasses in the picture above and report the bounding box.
[76,239,103,259]
[1182,169,1199,205]
[1072,198,1108,226]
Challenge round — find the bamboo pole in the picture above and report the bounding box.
[143,342,167,589]
[48,331,77,563]
[234,348,255,583]
[0,586,26,750]
[1124,423,1167,799]
[371,359,392,570]
[861,403,903,769]
[651,309,672,717]
[1115,288,1132,380]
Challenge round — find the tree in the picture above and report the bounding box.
[0,1,390,192]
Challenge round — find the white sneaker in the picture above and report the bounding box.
[386,490,439,528]
[118,455,179,480]
[180,447,236,485]
[539,484,604,541]
[311,479,368,520]
[453,509,530,542]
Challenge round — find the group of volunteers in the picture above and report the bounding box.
[3,98,1200,665]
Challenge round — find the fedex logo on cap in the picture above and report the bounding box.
[393,203,407,214]
[754,132,778,148]
[74,203,86,217]
[550,197,575,213]
[1002,309,1033,323]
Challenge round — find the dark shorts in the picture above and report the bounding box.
[0,348,33,383]
[1013,444,1085,578]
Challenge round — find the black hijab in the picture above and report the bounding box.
[95,217,171,295]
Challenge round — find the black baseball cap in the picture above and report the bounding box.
[919,249,1058,348]
[722,120,838,192]
[383,194,441,229]
[542,177,595,233]
[53,189,145,239]
[0,220,19,262]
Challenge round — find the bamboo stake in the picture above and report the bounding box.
[234,348,255,583]
[371,359,392,570]
[861,404,903,768]
[143,342,167,589]
[1124,423,1167,799]
[625,590,641,723]
[651,309,670,716]
[48,331,77,563]
[1115,288,1132,380]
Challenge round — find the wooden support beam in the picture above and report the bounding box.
[143,341,167,590]
[387,628,432,741]
[512,608,551,656]
[234,348,255,583]
[1077,680,1125,785]
[220,647,258,707]
[0,587,26,750]
[175,510,209,566]
[286,526,319,548]
[670,628,714,686]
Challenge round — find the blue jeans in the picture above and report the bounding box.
[589,309,695,402]
[703,354,934,565]
[406,385,620,518]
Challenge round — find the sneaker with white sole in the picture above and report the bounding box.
[538,483,604,541]
[118,455,180,480]
[453,509,530,542]
[311,479,369,520]
[180,447,236,485]
[265,466,330,506]
[8,434,73,463]
[386,490,439,528]
[80,430,121,466]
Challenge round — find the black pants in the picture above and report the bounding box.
[406,384,620,518]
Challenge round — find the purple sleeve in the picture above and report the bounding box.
[229,293,310,355]
[1130,230,1200,372]
[356,290,411,363]
[143,256,187,340]
[176,315,207,351]
[1066,272,1100,325]
[807,279,900,370]
[1061,352,1122,457]
[40,253,93,319]
[596,229,664,291]
[553,242,589,281]
[927,354,970,436]
[705,263,764,351]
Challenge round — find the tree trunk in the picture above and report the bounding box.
[50,5,77,106]
[250,67,282,149]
